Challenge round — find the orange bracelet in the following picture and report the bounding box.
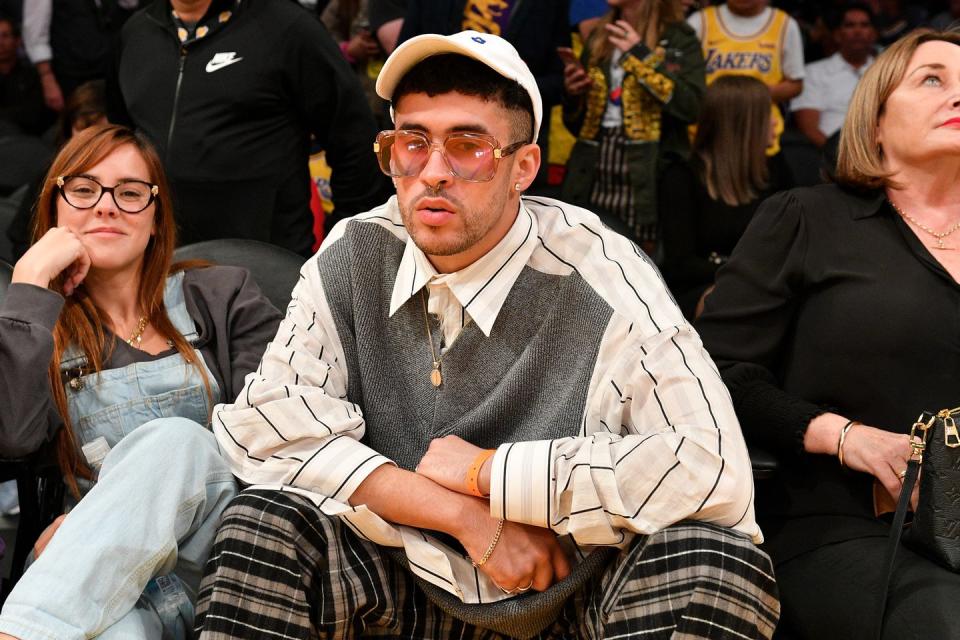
[466,449,496,497]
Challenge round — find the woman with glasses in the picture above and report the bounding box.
[0,124,281,639]
[559,0,705,253]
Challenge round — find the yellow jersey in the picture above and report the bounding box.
[700,6,790,153]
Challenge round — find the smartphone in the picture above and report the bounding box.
[556,46,581,68]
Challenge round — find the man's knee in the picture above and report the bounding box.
[636,521,777,592]
[214,490,338,560]
[605,522,780,639]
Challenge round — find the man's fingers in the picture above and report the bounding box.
[552,544,571,582]
[531,555,553,592]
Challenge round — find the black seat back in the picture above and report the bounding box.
[173,238,304,311]
[0,259,11,301]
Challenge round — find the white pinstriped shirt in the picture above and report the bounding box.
[213,195,762,603]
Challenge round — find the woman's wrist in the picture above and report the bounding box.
[11,262,50,289]
[804,412,850,455]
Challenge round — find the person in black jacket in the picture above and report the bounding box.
[696,29,960,639]
[109,0,393,256]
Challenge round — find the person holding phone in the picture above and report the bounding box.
[560,0,706,253]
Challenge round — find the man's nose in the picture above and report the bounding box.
[418,143,453,187]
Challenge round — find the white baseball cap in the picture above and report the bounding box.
[375,30,543,141]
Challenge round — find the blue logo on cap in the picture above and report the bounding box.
[471,36,486,44]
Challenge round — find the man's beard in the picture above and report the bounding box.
[399,185,505,258]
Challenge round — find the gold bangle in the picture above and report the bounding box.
[837,420,860,467]
[465,449,496,497]
[472,518,504,567]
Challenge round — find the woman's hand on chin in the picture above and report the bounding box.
[12,227,91,295]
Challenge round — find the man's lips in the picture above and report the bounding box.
[416,198,457,226]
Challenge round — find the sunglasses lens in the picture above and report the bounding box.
[444,135,496,181]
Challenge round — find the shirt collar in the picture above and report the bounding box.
[847,187,888,220]
[389,200,539,337]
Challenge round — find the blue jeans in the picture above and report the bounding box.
[0,418,237,639]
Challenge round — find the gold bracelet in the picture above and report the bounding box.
[472,518,504,567]
[837,420,860,467]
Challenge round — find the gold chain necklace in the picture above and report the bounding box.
[420,290,443,387]
[890,201,960,250]
[126,315,149,349]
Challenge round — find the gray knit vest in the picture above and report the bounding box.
[317,221,618,638]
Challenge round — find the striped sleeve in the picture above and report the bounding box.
[488,314,760,544]
[212,257,393,502]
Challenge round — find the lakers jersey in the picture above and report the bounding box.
[700,6,790,153]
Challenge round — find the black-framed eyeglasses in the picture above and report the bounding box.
[373,130,526,182]
[56,175,159,214]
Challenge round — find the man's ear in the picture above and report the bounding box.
[511,143,541,193]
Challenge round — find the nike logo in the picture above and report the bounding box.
[206,52,243,73]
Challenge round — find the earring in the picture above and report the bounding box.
[514,183,522,191]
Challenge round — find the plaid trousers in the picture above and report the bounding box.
[195,490,779,640]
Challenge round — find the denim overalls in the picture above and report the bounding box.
[0,273,238,640]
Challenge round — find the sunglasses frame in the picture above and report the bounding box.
[373,129,527,183]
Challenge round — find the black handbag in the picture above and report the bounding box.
[875,408,960,639]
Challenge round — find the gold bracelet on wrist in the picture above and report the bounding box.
[472,518,504,568]
[837,420,860,467]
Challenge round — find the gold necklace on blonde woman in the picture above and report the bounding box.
[126,315,149,348]
[890,201,960,250]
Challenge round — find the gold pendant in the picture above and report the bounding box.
[431,362,442,387]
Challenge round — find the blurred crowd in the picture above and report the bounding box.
[0,0,953,314]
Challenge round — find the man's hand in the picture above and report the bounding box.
[416,435,492,496]
[457,507,571,593]
[37,63,64,112]
[34,514,66,559]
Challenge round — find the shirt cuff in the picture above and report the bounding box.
[25,45,53,66]
[1,283,64,330]
[488,440,553,528]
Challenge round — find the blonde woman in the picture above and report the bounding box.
[660,75,792,319]
[697,30,960,639]
[560,0,705,251]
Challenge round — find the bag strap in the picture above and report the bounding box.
[874,457,921,640]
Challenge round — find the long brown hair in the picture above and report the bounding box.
[32,124,210,497]
[587,0,685,67]
[692,75,772,207]
[836,29,960,190]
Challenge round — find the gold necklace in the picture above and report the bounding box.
[420,290,443,387]
[126,315,149,348]
[890,201,960,250]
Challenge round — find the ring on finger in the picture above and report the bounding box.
[898,469,907,480]
[516,580,534,593]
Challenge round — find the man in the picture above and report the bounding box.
[23,0,142,112]
[109,0,392,256]
[0,15,53,137]
[688,0,804,154]
[195,31,779,639]
[793,3,876,149]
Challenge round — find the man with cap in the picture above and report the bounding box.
[195,31,779,640]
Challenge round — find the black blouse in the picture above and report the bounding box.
[695,183,960,561]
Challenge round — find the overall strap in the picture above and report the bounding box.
[163,271,200,343]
